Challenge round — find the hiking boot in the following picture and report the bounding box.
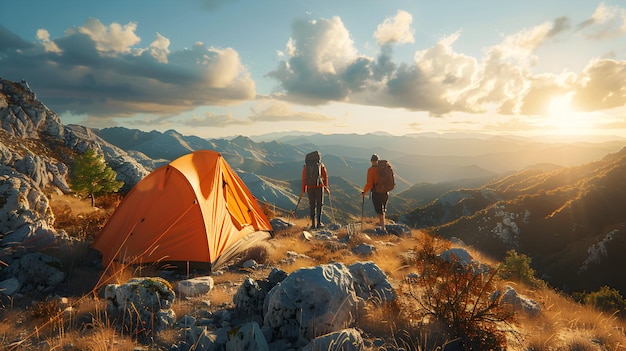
[375,226,387,234]
[316,222,324,229]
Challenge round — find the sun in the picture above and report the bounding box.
[544,93,593,134]
[546,93,575,128]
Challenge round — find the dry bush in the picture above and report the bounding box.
[51,204,111,241]
[259,202,279,219]
[94,192,123,209]
[50,192,120,242]
[30,299,63,321]
[402,233,514,350]
[240,244,270,265]
[382,292,454,350]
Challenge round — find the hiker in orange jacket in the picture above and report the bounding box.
[362,153,388,233]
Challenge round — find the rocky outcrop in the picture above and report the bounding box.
[0,79,64,140]
[0,78,149,264]
[1,77,149,192]
[0,170,58,256]
[157,261,396,351]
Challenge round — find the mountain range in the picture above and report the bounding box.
[2,76,626,296]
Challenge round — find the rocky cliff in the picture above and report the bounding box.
[0,77,148,263]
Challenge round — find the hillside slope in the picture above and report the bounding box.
[405,147,626,294]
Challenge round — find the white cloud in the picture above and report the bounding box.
[267,4,626,123]
[578,2,626,39]
[65,18,141,55]
[493,22,553,65]
[573,58,626,111]
[204,47,251,88]
[149,33,170,64]
[268,16,362,103]
[374,10,415,46]
[0,19,256,118]
[36,29,61,53]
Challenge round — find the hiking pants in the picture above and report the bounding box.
[307,187,323,224]
[371,191,389,214]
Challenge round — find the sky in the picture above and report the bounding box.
[1,0,625,140]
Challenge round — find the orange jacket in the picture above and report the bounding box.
[363,165,378,194]
[301,163,328,193]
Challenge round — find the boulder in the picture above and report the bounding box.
[263,263,358,342]
[439,247,490,273]
[234,277,265,316]
[348,261,396,303]
[177,276,214,298]
[104,277,176,333]
[351,243,376,256]
[234,268,287,320]
[385,223,411,236]
[440,247,473,266]
[498,285,541,316]
[270,218,294,232]
[5,253,66,292]
[0,277,20,296]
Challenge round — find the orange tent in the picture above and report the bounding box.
[92,150,272,271]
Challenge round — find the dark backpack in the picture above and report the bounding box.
[375,160,395,192]
[304,151,323,187]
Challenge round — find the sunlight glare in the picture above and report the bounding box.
[544,93,593,134]
[547,94,574,127]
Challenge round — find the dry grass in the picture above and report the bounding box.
[516,286,626,351]
[3,202,626,350]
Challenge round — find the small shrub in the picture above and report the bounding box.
[31,299,62,320]
[241,245,270,265]
[405,234,514,350]
[583,285,626,315]
[498,249,545,288]
[95,192,123,209]
[52,205,111,241]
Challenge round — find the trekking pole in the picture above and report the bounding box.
[290,193,302,222]
[327,189,336,224]
[361,194,365,233]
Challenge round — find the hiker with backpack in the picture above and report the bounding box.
[301,151,330,229]
[362,153,395,234]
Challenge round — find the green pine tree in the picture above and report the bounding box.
[70,148,124,207]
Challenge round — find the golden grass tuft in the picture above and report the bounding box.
[208,284,237,308]
[516,286,626,351]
